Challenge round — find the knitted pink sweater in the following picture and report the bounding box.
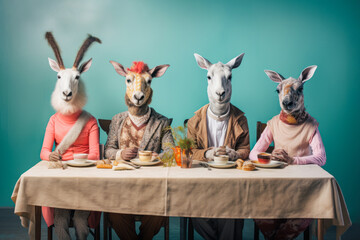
[249,126,326,166]
[40,111,100,161]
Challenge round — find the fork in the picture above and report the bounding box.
[199,162,212,171]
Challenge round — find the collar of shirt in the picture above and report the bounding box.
[207,105,230,121]
[128,108,151,127]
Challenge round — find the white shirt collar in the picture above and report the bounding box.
[128,108,151,127]
[207,105,230,121]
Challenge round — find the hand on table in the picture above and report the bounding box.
[49,151,62,162]
[271,149,294,164]
[121,147,138,161]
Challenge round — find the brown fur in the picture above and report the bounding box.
[73,35,102,68]
[45,32,64,69]
[125,89,153,116]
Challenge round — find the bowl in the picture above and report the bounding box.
[139,151,152,162]
[214,155,229,165]
[257,152,271,164]
[73,153,88,163]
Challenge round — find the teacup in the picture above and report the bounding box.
[73,153,88,163]
[257,152,271,164]
[214,155,229,165]
[139,151,152,162]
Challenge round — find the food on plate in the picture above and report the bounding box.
[96,159,111,165]
[96,163,113,169]
[236,159,244,169]
[242,161,255,171]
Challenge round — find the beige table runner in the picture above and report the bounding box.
[12,161,351,239]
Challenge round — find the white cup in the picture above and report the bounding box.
[214,155,229,165]
[139,151,153,162]
[73,153,88,163]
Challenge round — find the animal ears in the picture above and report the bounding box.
[298,65,317,82]
[226,53,245,69]
[194,53,212,70]
[149,64,170,78]
[110,61,127,77]
[48,58,61,72]
[264,70,285,83]
[79,58,93,74]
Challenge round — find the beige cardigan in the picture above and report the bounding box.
[187,104,250,161]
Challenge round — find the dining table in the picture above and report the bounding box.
[11,160,351,240]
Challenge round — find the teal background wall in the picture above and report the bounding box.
[1,0,359,223]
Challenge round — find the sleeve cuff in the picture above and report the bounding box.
[115,150,124,160]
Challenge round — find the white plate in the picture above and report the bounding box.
[251,160,284,168]
[207,161,237,169]
[130,158,161,166]
[66,160,95,167]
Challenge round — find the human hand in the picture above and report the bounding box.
[49,151,62,162]
[271,149,294,164]
[121,147,138,161]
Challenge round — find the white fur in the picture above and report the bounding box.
[48,58,89,115]
[51,77,87,114]
[194,53,244,116]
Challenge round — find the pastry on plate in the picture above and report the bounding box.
[236,159,244,169]
[96,163,113,169]
[242,161,255,171]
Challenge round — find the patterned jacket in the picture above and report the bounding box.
[105,108,174,159]
[187,104,250,161]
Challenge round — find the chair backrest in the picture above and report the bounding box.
[256,121,274,153]
[99,119,111,135]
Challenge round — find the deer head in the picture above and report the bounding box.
[110,61,169,116]
[45,32,101,114]
[265,65,317,115]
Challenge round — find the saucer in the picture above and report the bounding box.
[130,158,161,166]
[66,160,95,167]
[251,160,284,168]
[207,161,236,169]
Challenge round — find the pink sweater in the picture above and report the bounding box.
[249,126,326,166]
[40,111,100,161]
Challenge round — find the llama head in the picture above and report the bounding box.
[264,65,317,114]
[45,32,101,114]
[194,53,244,105]
[110,61,170,107]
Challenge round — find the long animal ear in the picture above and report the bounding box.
[79,58,92,74]
[48,58,60,72]
[226,53,245,69]
[264,70,284,83]
[110,61,127,77]
[298,65,317,82]
[149,64,170,78]
[194,53,212,70]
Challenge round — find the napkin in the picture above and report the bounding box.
[112,163,135,170]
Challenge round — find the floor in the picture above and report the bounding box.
[0,208,357,240]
